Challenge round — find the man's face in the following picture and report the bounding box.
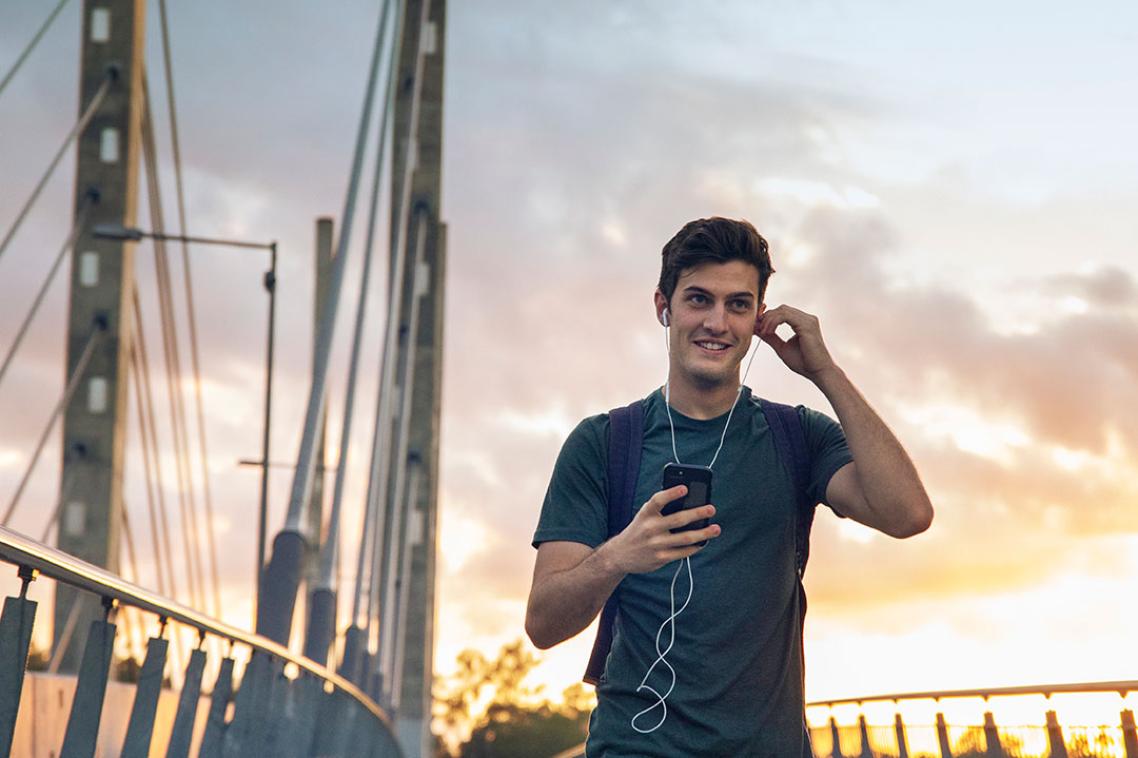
[656,260,764,389]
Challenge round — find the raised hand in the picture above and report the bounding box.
[755,304,838,381]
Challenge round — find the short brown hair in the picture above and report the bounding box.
[658,217,775,304]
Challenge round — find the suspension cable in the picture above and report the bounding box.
[0,70,112,266]
[140,74,208,610]
[320,0,400,604]
[378,210,430,686]
[0,195,94,391]
[280,0,398,536]
[155,0,220,617]
[372,0,436,657]
[128,339,168,597]
[351,0,403,627]
[0,0,73,101]
[119,500,148,662]
[1,323,104,526]
[131,290,180,603]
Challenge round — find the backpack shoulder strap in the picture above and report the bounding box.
[583,399,644,685]
[758,399,814,576]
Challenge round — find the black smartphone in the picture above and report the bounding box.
[660,463,713,546]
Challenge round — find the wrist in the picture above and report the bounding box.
[594,536,628,579]
[810,364,849,395]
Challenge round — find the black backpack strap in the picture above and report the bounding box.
[759,399,814,576]
[583,400,644,685]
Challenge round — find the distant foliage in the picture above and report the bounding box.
[433,639,595,758]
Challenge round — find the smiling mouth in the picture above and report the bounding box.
[694,341,731,353]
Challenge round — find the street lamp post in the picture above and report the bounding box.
[94,222,277,626]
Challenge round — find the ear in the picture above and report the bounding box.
[754,301,767,329]
[654,289,669,327]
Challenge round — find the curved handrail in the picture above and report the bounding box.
[0,523,393,729]
[808,679,1138,708]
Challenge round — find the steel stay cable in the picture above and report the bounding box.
[0,198,94,391]
[378,211,429,692]
[132,289,182,606]
[140,76,207,610]
[156,0,221,618]
[1,324,103,526]
[281,0,398,535]
[321,0,400,600]
[352,0,403,626]
[374,0,435,677]
[0,0,73,101]
[0,72,112,265]
[128,338,168,596]
[119,502,146,662]
[133,277,195,610]
[130,291,185,682]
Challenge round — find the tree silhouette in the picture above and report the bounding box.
[433,639,595,758]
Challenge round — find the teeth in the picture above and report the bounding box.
[697,342,728,351]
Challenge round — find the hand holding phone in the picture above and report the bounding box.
[660,463,713,546]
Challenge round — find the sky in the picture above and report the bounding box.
[1,0,1137,734]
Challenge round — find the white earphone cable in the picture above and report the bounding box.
[633,317,761,734]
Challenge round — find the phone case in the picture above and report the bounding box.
[661,463,712,546]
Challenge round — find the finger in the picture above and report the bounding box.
[647,485,687,513]
[656,544,704,563]
[662,503,716,529]
[661,523,721,547]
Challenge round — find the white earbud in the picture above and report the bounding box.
[661,308,670,327]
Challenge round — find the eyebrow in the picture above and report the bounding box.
[681,285,755,301]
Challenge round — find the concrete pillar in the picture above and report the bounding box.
[388,0,447,755]
[54,0,146,674]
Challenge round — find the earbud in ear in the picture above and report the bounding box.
[661,309,670,327]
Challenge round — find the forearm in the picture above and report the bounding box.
[525,541,627,650]
[813,366,933,536]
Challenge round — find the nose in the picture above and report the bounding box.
[703,305,728,333]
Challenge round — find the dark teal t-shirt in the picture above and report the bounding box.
[533,387,852,757]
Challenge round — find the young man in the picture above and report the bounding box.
[527,217,933,756]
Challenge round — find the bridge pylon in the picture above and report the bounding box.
[54,0,147,673]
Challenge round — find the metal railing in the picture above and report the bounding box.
[0,523,402,757]
[550,681,1138,758]
[808,682,1138,758]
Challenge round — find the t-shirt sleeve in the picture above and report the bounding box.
[532,415,610,549]
[796,405,854,511]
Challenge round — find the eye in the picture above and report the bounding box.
[688,293,709,306]
[730,300,751,312]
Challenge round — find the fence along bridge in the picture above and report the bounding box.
[0,0,446,755]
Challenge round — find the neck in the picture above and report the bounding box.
[664,372,742,420]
